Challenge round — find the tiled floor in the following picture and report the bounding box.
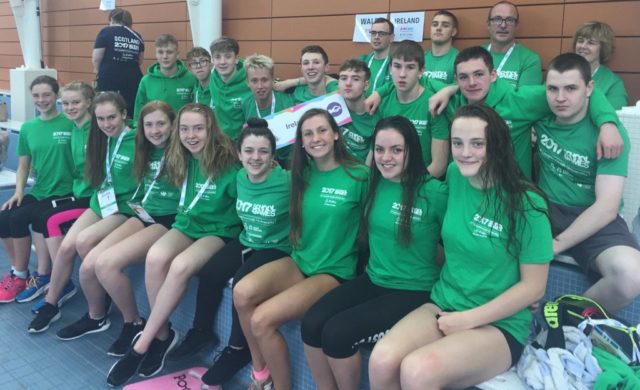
[0,248,207,390]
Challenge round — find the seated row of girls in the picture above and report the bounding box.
[107,107,370,387]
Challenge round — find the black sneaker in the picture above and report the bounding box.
[108,318,146,357]
[56,313,111,341]
[170,328,218,360]
[107,347,145,387]
[28,302,61,333]
[138,329,179,377]
[202,345,252,385]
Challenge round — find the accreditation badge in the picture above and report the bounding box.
[97,184,118,217]
[127,201,156,224]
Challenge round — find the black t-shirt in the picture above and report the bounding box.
[94,25,144,76]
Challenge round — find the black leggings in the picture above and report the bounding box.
[192,239,288,345]
[0,194,71,238]
[301,273,430,359]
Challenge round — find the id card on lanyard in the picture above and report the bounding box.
[98,128,129,217]
[127,155,165,224]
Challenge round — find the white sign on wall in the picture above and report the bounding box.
[352,13,389,43]
[390,11,425,42]
[100,0,116,11]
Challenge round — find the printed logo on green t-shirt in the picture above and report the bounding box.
[320,186,348,207]
[470,213,503,238]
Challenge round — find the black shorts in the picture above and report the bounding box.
[496,326,525,367]
[550,202,640,272]
[135,214,176,230]
[436,306,524,366]
[301,270,347,284]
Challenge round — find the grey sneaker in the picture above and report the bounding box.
[248,373,274,390]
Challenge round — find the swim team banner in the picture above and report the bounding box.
[263,92,353,150]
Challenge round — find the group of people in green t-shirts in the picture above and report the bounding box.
[0,1,637,389]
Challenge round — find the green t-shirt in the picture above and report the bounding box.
[291,162,369,280]
[133,61,196,124]
[17,114,74,200]
[209,60,254,141]
[434,78,620,179]
[358,52,392,95]
[236,166,291,253]
[70,120,93,199]
[431,163,553,344]
[378,87,449,166]
[172,157,242,239]
[366,177,448,291]
[292,80,339,104]
[241,91,296,162]
[484,43,542,89]
[593,65,628,110]
[89,129,138,217]
[423,47,459,84]
[340,110,381,163]
[137,147,180,217]
[193,80,214,109]
[536,115,630,208]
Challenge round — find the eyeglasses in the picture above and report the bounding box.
[488,16,518,26]
[189,59,210,68]
[370,30,391,37]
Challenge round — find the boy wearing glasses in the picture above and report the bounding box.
[485,1,541,88]
[132,33,196,123]
[359,17,395,95]
[186,47,214,108]
[208,36,253,140]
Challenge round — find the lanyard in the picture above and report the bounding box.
[488,43,515,73]
[195,89,214,109]
[104,127,129,185]
[179,172,211,215]
[255,92,276,118]
[592,66,600,77]
[130,155,165,204]
[368,54,389,91]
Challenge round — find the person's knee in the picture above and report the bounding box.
[166,256,192,283]
[75,230,95,257]
[300,309,326,347]
[250,306,277,339]
[400,351,443,389]
[94,252,117,281]
[599,249,640,299]
[233,278,260,311]
[78,257,97,280]
[369,338,404,383]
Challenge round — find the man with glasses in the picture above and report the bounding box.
[359,17,395,95]
[485,1,541,88]
[186,47,214,108]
